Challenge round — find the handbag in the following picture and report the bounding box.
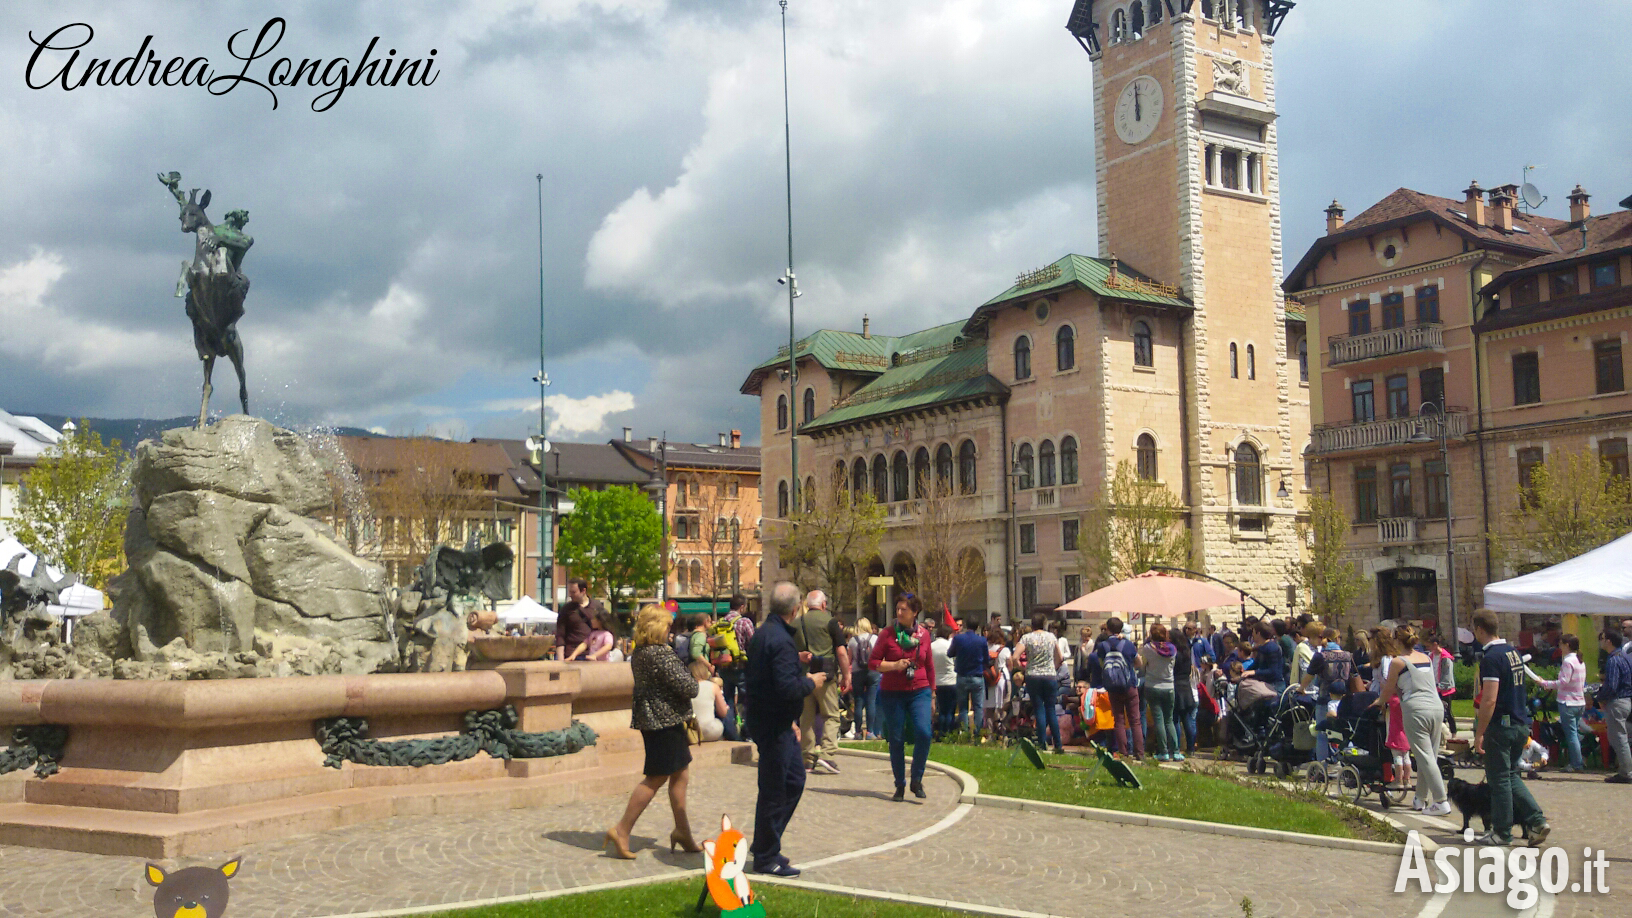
[684,715,703,745]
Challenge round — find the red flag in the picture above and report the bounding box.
[942,603,957,631]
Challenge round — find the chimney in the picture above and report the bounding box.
[622,426,632,443]
[1490,186,1515,232]
[1463,181,1485,226]
[862,315,871,339]
[730,429,741,449]
[1325,199,1345,233]
[718,432,727,447]
[648,436,658,452]
[1568,185,1591,223]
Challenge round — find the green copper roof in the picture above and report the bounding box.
[800,322,1006,433]
[976,253,1191,311]
[741,328,902,393]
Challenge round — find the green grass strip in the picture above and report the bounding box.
[415,877,966,917]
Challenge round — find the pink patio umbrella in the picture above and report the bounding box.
[1056,571,1242,618]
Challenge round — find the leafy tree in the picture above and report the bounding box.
[12,423,129,590]
[779,475,886,615]
[1290,490,1366,629]
[1489,447,1632,573]
[1079,460,1191,589]
[556,484,663,618]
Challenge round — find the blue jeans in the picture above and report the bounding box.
[955,675,987,732]
[720,666,745,728]
[852,668,879,738]
[1147,688,1177,755]
[881,688,933,787]
[1027,676,1062,751]
[1556,703,1585,771]
[1176,701,1197,753]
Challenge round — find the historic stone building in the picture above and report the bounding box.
[1289,181,1632,638]
[743,1,1309,624]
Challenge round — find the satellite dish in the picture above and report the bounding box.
[1521,183,1545,210]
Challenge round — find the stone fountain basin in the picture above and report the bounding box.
[469,634,556,662]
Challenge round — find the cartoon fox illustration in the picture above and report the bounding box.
[146,858,241,918]
[702,815,756,913]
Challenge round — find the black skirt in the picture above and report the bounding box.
[642,724,693,776]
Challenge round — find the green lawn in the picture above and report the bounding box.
[844,741,1397,842]
[416,878,955,917]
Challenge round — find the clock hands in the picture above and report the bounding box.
[1134,83,1142,121]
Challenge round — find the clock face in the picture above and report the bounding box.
[1113,75,1163,145]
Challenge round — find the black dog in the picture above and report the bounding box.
[1445,778,1530,840]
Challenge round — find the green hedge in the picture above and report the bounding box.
[1451,660,1559,700]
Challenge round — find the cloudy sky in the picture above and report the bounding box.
[1,1,1627,443]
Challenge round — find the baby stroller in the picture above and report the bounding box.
[1228,685,1317,778]
[1306,707,1420,807]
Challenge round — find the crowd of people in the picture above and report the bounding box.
[591,583,1632,867]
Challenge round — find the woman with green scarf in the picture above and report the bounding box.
[869,594,935,801]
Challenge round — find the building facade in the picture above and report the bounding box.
[0,410,65,543]
[1289,182,1632,635]
[745,1,1309,624]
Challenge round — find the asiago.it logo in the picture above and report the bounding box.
[1394,829,1611,910]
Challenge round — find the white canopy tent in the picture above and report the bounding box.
[1482,531,1632,616]
[0,537,106,641]
[497,596,556,625]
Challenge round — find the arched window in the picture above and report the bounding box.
[1038,440,1057,487]
[1014,335,1032,380]
[802,387,816,424]
[777,480,789,517]
[677,560,688,592]
[1060,436,1079,485]
[959,440,978,494]
[1056,325,1076,371]
[1201,0,1215,21]
[1016,443,1035,490]
[777,394,788,430]
[675,476,688,508]
[1111,8,1127,42]
[718,560,729,588]
[1130,0,1145,37]
[1297,338,1308,383]
[936,443,954,492]
[1136,434,1158,481]
[1149,0,1164,25]
[834,460,848,501]
[691,560,702,591]
[914,447,931,497]
[717,517,728,540]
[892,451,910,502]
[690,478,700,502]
[804,476,815,512]
[729,518,740,541]
[1236,0,1250,30]
[1246,344,1256,380]
[872,454,889,503]
[1133,320,1153,367]
[1234,443,1262,506]
[1229,342,1239,378]
[852,457,868,499]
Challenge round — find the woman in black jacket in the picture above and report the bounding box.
[1172,628,1198,755]
[605,604,700,859]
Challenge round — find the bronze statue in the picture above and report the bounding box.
[159,172,251,428]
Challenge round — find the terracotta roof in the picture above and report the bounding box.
[1474,283,1632,334]
[1518,210,1632,273]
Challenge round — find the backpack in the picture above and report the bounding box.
[672,632,692,662]
[1322,649,1355,688]
[708,617,743,667]
[1099,641,1134,691]
[984,645,1001,687]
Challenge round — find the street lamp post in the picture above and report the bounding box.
[643,438,669,602]
[1409,403,1455,642]
[778,0,802,519]
[534,173,554,608]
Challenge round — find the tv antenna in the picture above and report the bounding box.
[1519,164,1546,213]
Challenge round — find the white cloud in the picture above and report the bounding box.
[506,390,640,437]
[0,250,175,373]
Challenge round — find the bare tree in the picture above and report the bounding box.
[894,472,986,618]
[346,437,476,584]
[778,474,886,615]
[690,472,746,612]
[1079,460,1191,589]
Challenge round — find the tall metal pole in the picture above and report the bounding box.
[780,0,800,516]
[1442,412,1456,644]
[536,173,554,607]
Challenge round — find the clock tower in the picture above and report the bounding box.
[1067,0,1304,606]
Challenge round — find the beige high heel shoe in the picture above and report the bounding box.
[669,828,702,853]
[603,828,635,859]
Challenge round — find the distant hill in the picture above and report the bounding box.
[18,414,377,452]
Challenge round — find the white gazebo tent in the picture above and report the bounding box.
[0,537,106,641]
[497,595,557,626]
[1482,531,1632,616]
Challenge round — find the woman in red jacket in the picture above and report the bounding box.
[870,593,935,801]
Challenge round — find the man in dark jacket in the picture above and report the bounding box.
[743,581,824,876]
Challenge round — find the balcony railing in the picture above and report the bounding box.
[1377,517,1418,544]
[1312,409,1469,454]
[1328,320,1444,365]
[1033,488,1057,509]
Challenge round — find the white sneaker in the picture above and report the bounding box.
[1411,796,1424,812]
[810,759,840,775]
[1424,801,1453,817]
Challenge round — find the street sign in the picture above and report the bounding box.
[867,576,895,586]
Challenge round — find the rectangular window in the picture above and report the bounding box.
[1389,462,1413,518]
[1354,466,1378,523]
[1348,300,1372,335]
[1550,268,1578,299]
[1062,518,1080,552]
[1386,374,1410,419]
[1352,380,1375,423]
[1380,293,1406,329]
[1595,339,1624,394]
[1592,260,1622,291]
[1420,368,1445,414]
[1416,285,1440,323]
[1424,459,1447,519]
[1019,522,1036,554]
[1509,276,1539,307]
[1512,352,1541,405]
[1220,150,1240,190]
[1517,447,1544,508]
[1064,574,1082,601]
[1601,438,1629,481]
[1021,576,1038,613]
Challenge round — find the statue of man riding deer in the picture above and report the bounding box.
[158,171,252,429]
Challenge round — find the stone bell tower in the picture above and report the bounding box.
[1067,0,1305,606]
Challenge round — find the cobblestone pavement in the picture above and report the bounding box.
[0,757,958,918]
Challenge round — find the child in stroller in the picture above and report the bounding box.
[1226,683,1318,776]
